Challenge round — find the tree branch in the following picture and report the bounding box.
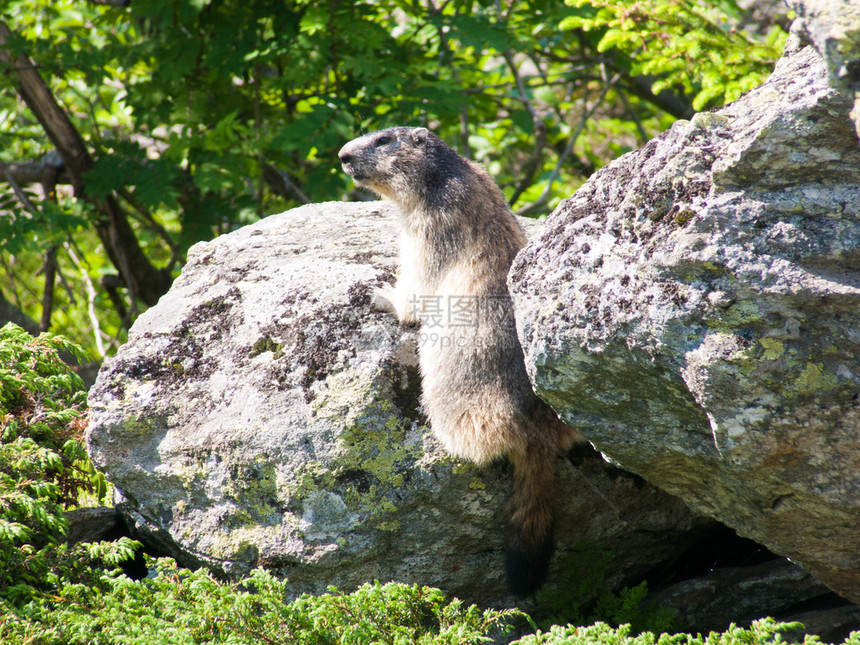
[0,24,91,193]
[0,154,71,186]
[617,70,695,120]
[516,67,622,217]
[0,20,173,307]
[40,248,57,332]
[0,160,39,215]
[0,290,41,335]
[501,50,548,206]
[261,163,311,204]
[64,241,106,358]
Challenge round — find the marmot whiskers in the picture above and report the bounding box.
[339,126,583,596]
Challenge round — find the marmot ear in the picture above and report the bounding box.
[412,127,430,146]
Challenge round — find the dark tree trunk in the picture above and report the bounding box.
[0,21,172,307]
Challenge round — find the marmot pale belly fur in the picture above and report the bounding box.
[339,126,583,596]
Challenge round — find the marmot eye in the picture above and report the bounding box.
[375,135,390,146]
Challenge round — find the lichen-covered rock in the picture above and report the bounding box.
[509,45,860,603]
[86,201,702,607]
[786,0,860,136]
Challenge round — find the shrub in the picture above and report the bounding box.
[0,323,109,601]
[0,560,521,644]
[561,0,788,111]
[534,542,674,634]
[512,618,831,645]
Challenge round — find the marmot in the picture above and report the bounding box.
[339,126,583,596]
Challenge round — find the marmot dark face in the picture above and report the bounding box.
[338,126,467,207]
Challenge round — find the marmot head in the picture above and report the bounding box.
[339,126,467,210]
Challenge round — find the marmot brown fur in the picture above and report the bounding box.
[339,126,583,596]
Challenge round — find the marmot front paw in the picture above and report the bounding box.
[371,283,397,314]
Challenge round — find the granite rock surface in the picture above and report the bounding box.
[509,44,860,603]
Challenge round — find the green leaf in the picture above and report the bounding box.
[597,28,636,52]
[559,16,593,30]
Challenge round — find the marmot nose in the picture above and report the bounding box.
[338,149,352,164]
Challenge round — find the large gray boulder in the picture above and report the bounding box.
[785,0,860,137]
[509,43,860,604]
[86,201,702,608]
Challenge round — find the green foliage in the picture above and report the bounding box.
[512,618,825,645]
[590,582,675,636]
[0,559,520,644]
[3,553,857,645]
[0,320,849,645]
[561,0,788,111]
[0,0,789,357]
[535,542,613,627]
[0,330,517,645]
[535,542,674,634]
[0,323,110,601]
